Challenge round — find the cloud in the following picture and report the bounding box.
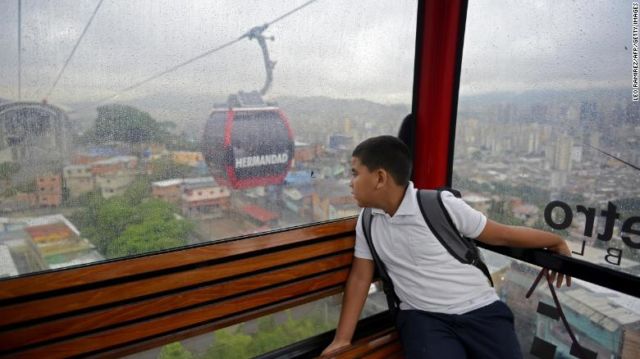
[460,0,632,95]
[0,0,418,107]
[0,0,634,108]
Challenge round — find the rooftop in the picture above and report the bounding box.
[152,179,184,187]
[93,156,138,165]
[64,164,90,170]
[183,177,220,190]
[0,244,18,277]
[242,205,279,223]
[0,214,80,236]
[462,193,491,203]
[560,286,640,329]
[25,222,76,242]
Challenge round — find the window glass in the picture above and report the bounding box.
[0,0,417,278]
[487,251,640,358]
[127,288,386,359]
[454,1,640,277]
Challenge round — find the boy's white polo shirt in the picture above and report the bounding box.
[354,181,499,315]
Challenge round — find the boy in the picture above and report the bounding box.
[321,136,571,358]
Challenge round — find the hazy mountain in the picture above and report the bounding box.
[64,92,411,137]
[40,85,635,137]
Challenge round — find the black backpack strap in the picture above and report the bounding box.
[416,189,494,287]
[436,186,462,198]
[361,208,400,319]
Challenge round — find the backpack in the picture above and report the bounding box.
[361,188,494,320]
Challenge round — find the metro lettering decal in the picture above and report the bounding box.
[544,200,640,266]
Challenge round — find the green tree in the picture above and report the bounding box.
[69,191,99,249]
[158,342,194,359]
[15,179,36,193]
[206,328,253,359]
[248,315,319,355]
[203,309,336,358]
[124,177,151,206]
[96,198,137,249]
[70,190,104,244]
[71,193,135,254]
[487,199,526,226]
[1,187,17,198]
[106,199,192,258]
[91,104,170,144]
[72,181,193,257]
[0,162,20,181]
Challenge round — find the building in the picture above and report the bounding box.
[141,143,168,160]
[63,164,95,199]
[72,152,109,165]
[0,102,71,166]
[536,283,640,358]
[72,146,128,165]
[181,177,230,217]
[90,156,138,198]
[328,134,354,151]
[170,151,204,167]
[0,243,19,278]
[152,177,233,213]
[25,221,99,268]
[241,204,279,227]
[151,179,184,204]
[311,179,356,221]
[0,230,48,277]
[283,187,314,219]
[36,173,62,207]
[0,214,100,277]
[502,260,640,358]
[90,156,138,176]
[553,134,573,171]
[328,196,359,219]
[511,203,539,226]
[0,192,38,212]
[0,214,102,273]
[294,142,322,163]
[95,171,136,199]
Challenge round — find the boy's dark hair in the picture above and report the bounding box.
[352,135,412,186]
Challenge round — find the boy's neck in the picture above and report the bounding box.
[380,184,408,217]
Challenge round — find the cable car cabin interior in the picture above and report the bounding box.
[1,0,639,358]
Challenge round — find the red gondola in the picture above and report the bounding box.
[202,25,294,189]
[202,92,294,189]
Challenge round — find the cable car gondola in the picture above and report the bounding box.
[202,25,294,189]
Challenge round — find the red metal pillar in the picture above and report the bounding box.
[412,0,468,189]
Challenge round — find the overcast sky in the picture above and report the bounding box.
[0,0,635,111]
[462,0,633,95]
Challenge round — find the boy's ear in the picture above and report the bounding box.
[375,169,387,189]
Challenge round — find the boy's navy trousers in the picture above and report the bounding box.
[395,300,522,359]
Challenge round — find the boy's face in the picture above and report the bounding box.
[350,156,378,208]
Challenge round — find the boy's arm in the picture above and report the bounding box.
[320,257,375,357]
[476,219,572,287]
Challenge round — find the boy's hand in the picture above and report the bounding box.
[547,240,572,288]
[320,339,350,358]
